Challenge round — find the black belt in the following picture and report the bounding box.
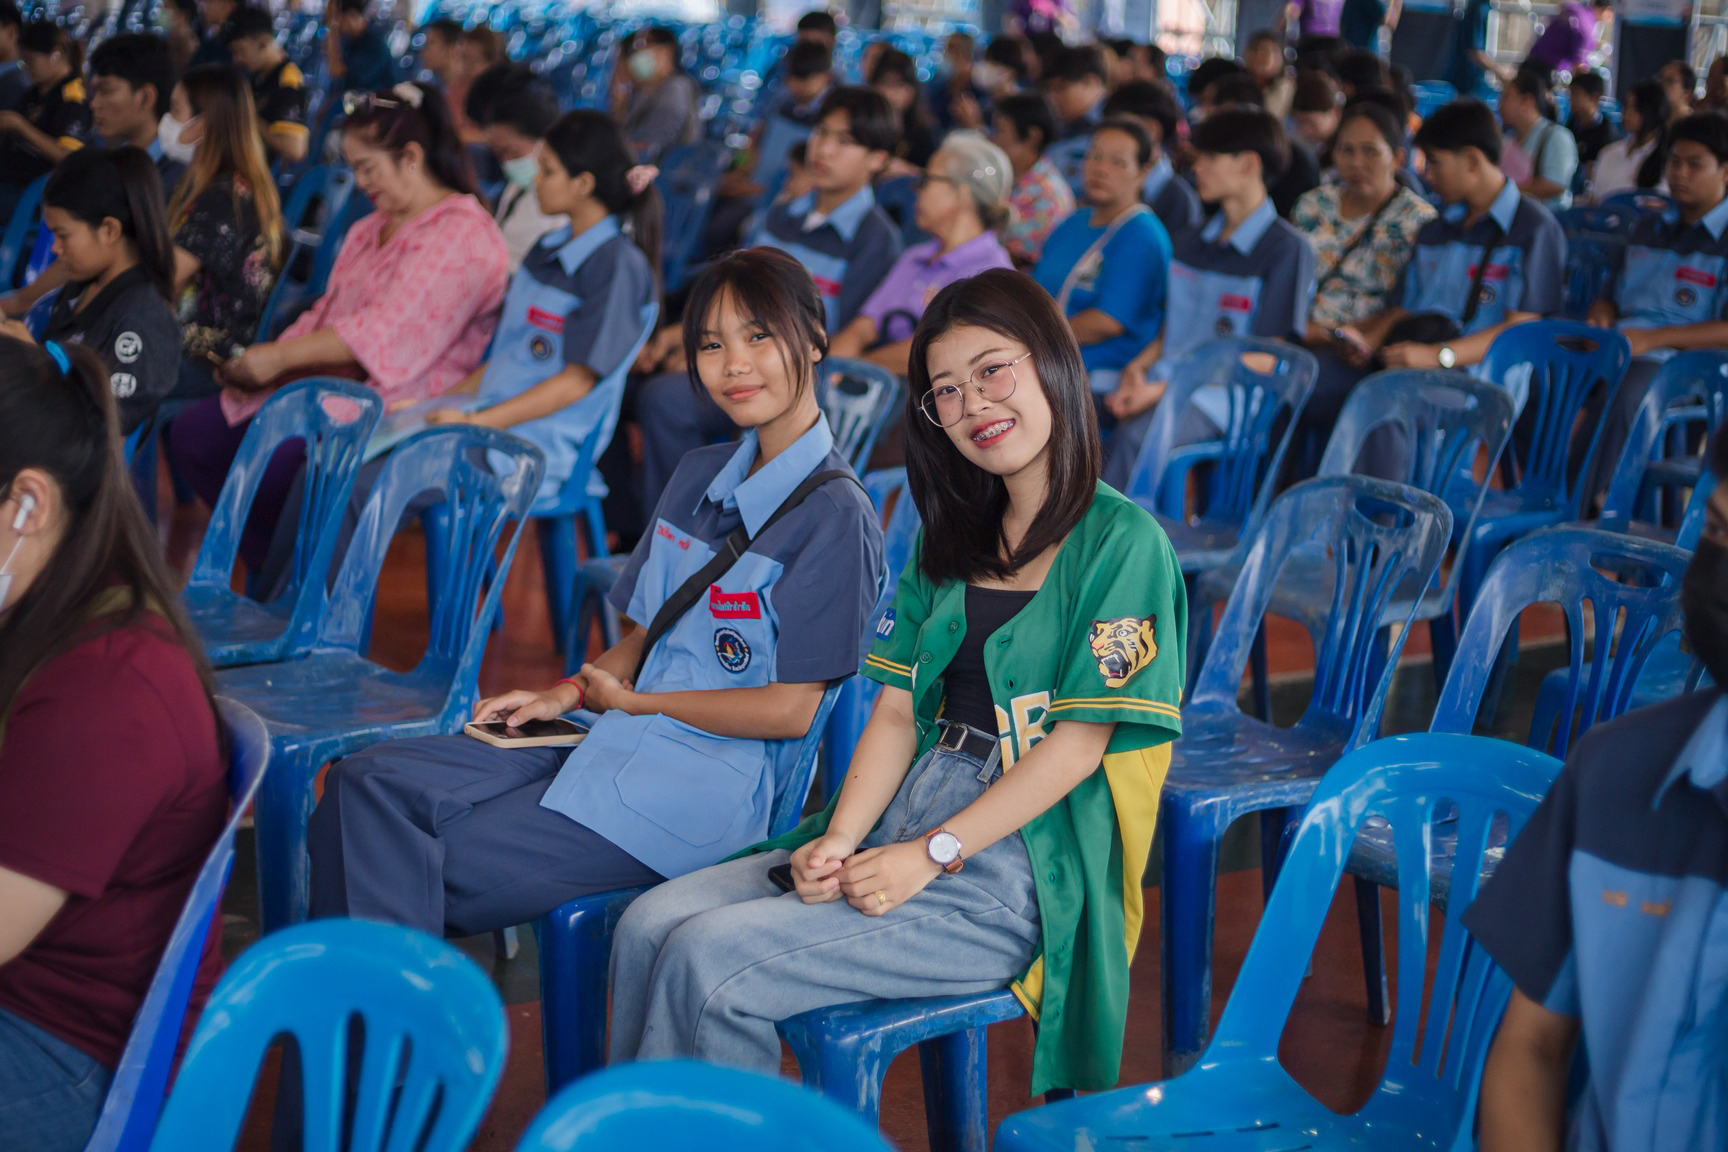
[935,720,997,761]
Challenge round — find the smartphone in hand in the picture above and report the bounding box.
[463,718,588,748]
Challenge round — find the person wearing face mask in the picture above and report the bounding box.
[0,335,227,1152]
[1462,433,1728,1152]
[465,64,563,266]
[609,25,699,166]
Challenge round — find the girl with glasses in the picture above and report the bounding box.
[609,269,1187,1097]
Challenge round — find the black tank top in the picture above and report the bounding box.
[942,585,1036,734]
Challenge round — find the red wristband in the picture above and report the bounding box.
[556,677,586,711]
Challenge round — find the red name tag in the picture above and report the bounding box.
[1218,294,1253,312]
[1677,267,1718,287]
[811,276,842,298]
[528,307,565,334]
[709,585,762,619]
[1468,264,1511,282]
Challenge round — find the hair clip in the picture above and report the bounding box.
[43,340,71,376]
[625,165,660,195]
[391,81,425,109]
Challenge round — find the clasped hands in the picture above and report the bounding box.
[789,832,943,917]
[472,663,637,726]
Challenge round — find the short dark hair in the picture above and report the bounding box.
[1669,111,1728,164]
[1191,105,1290,184]
[993,91,1059,152]
[1187,56,1245,100]
[1208,72,1264,107]
[1246,28,1283,50]
[796,9,838,37]
[0,0,23,32]
[1666,59,1698,91]
[1570,70,1608,99]
[905,269,1101,585]
[785,39,833,80]
[683,247,827,400]
[228,4,275,41]
[815,85,899,155]
[1046,43,1109,86]
[1348,84,1410,124]
[1412,97,1503,166]
[1292,68,1341,114]
[983,35,1032,81]
[420,17,461,45]
[465,63,558,136]
[1338,99,1404,152]
[332,0,369,17]
[1335,48,1388,92]
[1508,65,1555,115]
[1093,116,1153,168]
[88,34,176,119]
[1102,79,1183,143]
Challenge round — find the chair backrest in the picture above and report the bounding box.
[515,1060,893,1151]
[1319,369,1516,571]
[145,920,507,1152]
[862,466,922,586]
[85,699,270,1152]
[818,358,902,471]
[1433,526,1690,756]
[1191,477,1453,745]
[1561,232,1624,320]
[1676,467,1717,552]
[771,677,847,835]
[657,142,731,291]
[1124,337,1318,534]
[1599,350,1728,528]
[1600,189,1674,216]
[1207,733,1559,1137]
[1478,320,1631,515]
[188,378,381,606]
[1556,203,1642,236]
[255,166,362,340]
[320,428,543,717]
[542,301,659,513]
[0,174,48,289]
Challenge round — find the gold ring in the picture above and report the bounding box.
[875,890,887,907]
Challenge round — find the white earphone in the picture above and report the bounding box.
[13,494,36,532]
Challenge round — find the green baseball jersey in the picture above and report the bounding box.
[754,482,1187,1093]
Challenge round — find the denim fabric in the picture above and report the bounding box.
[0,1008,112,1152]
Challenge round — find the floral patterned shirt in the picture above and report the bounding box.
[1006,154,1077,267]
[1291,182,1436,329]
[174,177,278,362]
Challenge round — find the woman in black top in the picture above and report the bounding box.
[166,65,284,400]
[0,22,90,216]
[36,148,180,436]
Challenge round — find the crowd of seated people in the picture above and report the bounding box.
[0,7,1725,1152]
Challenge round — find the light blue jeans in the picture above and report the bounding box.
[608,736,1041,1072]
[0,1008,112,1152]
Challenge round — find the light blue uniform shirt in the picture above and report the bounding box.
[746,186,903,335]
[539,417,885,878]
[1399,177,1567,333]
[1610,196,1728,339]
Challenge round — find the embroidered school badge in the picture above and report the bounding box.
[714,626,752,673]
[1089,615,1157,688]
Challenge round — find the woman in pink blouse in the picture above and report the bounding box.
[170,81,509,574]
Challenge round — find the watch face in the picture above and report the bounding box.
[928,831,962,865]
[1437,346,1456,369]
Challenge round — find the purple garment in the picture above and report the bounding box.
[1293,0,1345,39]
[1528,1,1596,71]
[858,232,1015,343]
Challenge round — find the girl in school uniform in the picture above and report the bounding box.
[35,146,180,437]
[424,110,661,510]
[306,248,884,939]
[608,269,1188,1097]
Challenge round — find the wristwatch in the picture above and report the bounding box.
[924,827,964,874]
[1437,345,1457,370]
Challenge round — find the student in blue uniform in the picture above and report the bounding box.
[1100,80,1204,242]
[306,248,885,937]
[1103,107,1316,489]
[1032,117,1172,403]
[424,111,660,510]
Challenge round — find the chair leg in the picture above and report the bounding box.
[536,888,651,1094]
[1428,609,1459,696]
[536,516,578,655]
[917,1028,990,1152]
[493,925,521,960]
[781,1013,892,1125]
[1352,876,1392,1026]
[1160,799,1223,1078]
[254,749,314,934]
[1258,807,1296,903]
[1249,626,1271,722]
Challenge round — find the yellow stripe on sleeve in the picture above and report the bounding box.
[269,120,310,137]
[1048,697,1182,720]
[57,136,85,151]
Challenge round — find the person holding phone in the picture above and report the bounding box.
[306,248,884,940]
[607,269,1187,1098]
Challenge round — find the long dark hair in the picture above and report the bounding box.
[680,248,826,400]
[1625,80,1673,188]
[44,147,175,303]
[19,18,82,76]
[905,270,1100,584]
[342,81,476,196]
[543,110,662,288]
[0,337,219,730]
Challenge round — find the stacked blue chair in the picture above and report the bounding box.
[536,674,850,1091]
[82,700,269,1152]
[0,173,47,289]
[1593,350,1728,539]
[254,165,363,341]
[146,920,506,1152]
[1159,475,1453,1074]
[517,1062,894,1151]
[215,427,543,930]
[182,379,381,667]
[995,732,1561,1152]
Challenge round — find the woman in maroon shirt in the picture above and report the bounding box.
[0,333,226,1152]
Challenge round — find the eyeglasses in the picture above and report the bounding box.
[916,171,958,190]
[918,352,1031,427]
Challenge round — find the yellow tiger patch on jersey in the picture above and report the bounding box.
[1088,615,1157,688]
[281,62,304,89]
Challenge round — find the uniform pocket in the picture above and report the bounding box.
[613,718,770,849]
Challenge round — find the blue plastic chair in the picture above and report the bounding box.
[656,142,731,292]
[1601,189,1675,216]
[516,1061,893,1152]
[1459,320,1632,612]
[1159,475,1453,1075]
[1562,231,1625,320]
[995,732,1561,1152]
[0,173,47,289]
[254,165,363,341]
[215,427,543,931]
[83,700,269,1152]
[872,174,926,245]
[145,920,507,1152]
[1593,351,1728,540]
[536,672,850,1093]
[182,380,382,667]
[1556,202,1642,236]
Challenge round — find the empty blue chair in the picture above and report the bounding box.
[1159,476,1453,1074]
[83,700,270,1152]
[1593,351,1728,540]
[254,165,363,341]
[1562,231,1625,320]
[182,379,382,667]
[656,142,731,292]
[517,1061,893,1152]
[995,732,1560,1152]
[146,920,506,1152]
[818,358,903,470]
[1459,320,1631,610]
[1601,188,1675,216]
[0,173,47,289]
[215,427,543,930]
[1557,202,1643,236]
[537,675,848,1092]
